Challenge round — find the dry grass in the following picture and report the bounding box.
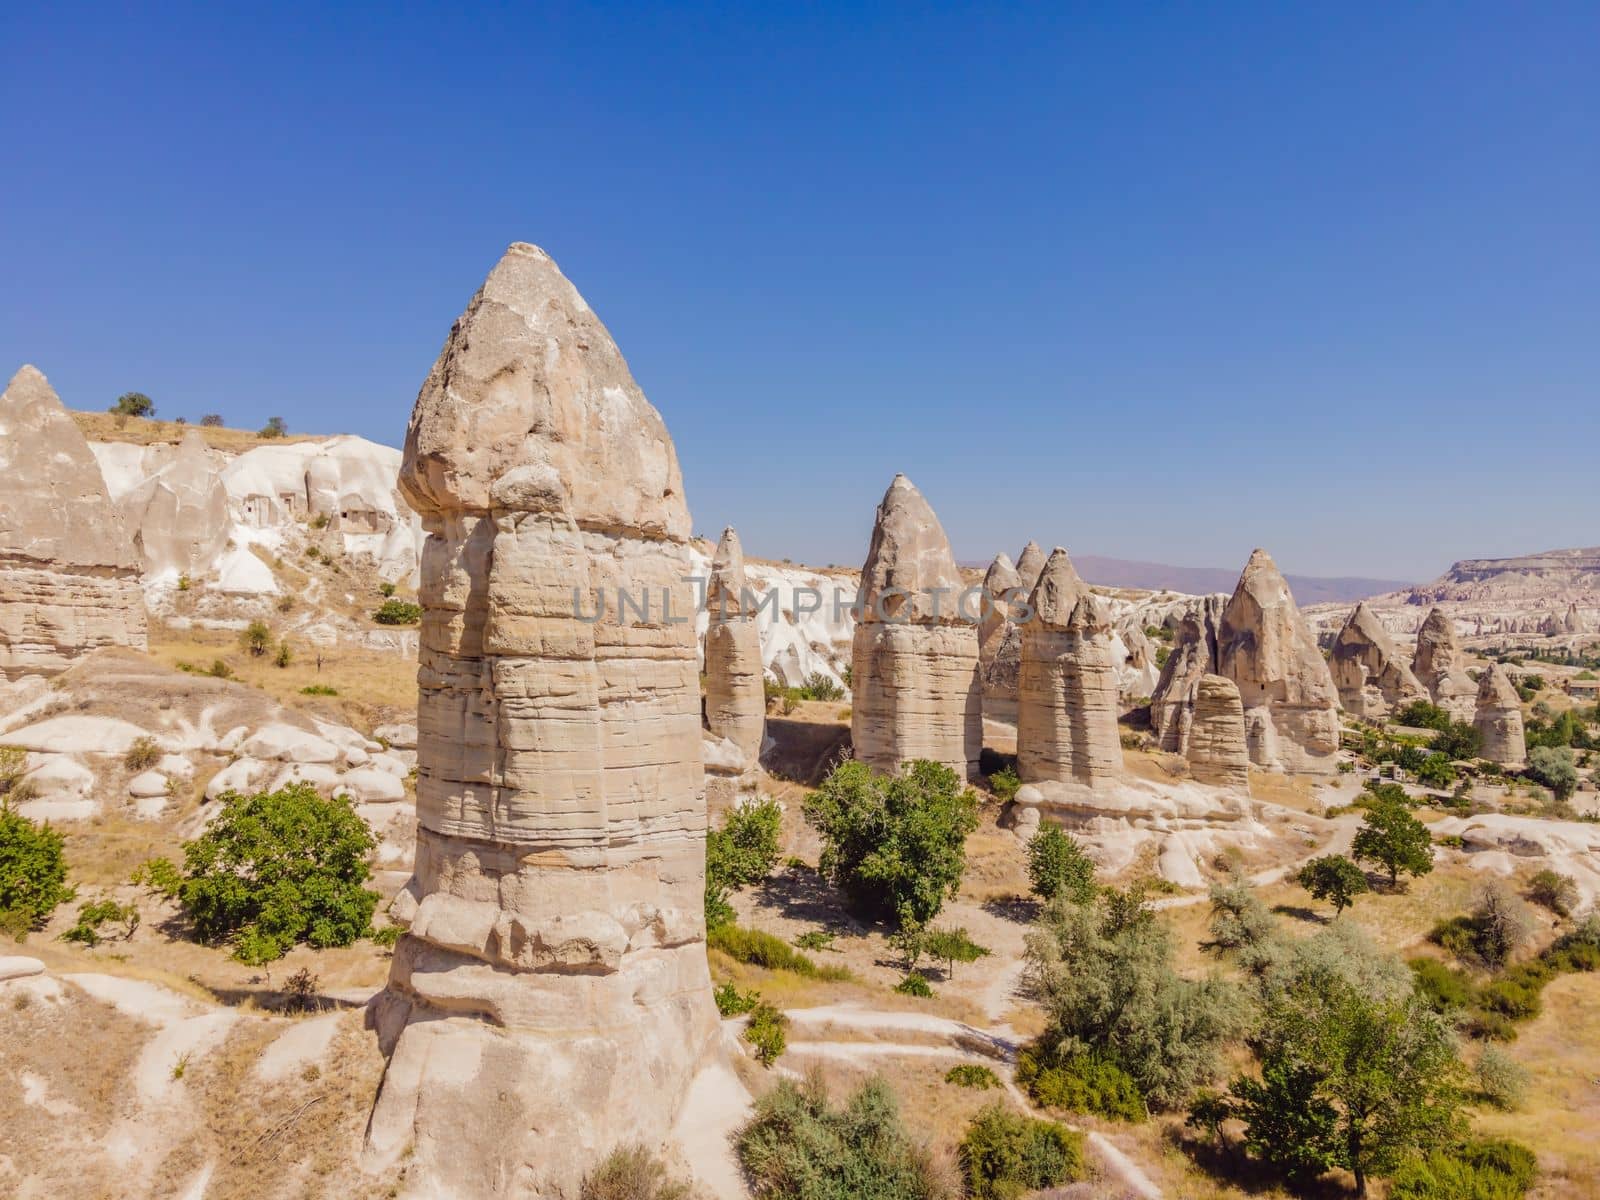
[71,410,317,450]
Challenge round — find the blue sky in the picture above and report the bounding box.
[3,3,1595,581]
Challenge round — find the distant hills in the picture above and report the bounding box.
[961,554,1413,605]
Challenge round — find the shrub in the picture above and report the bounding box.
[200,413,223,427]
[987,766,1021,803]
[1527,869,1578,917]
[1526,746,1578,800]
[1026,823,1096,904]
[794,929,835,952]
[273,641,292,669]
[174,783,378,963]
[922,926,990,978]
[110,391,155,417]
[207,658,234,679]
[378,581,397,597]
[1016,1046,1148,1122]
[1296,854,1370,914]
[744,1001,788,1067]
[1397,701,1452,731]
[705,797,782,930]
[803,672,845,701]
[1471,883,1535,969]
[1389,1138,1538,1200]
[1410,957,1477,1014]
[123,736,162,772]
[895,972,933,998]
[577,1145,692,1200]
[59,897,140,946]
[310,512,330,530]
[714,982,759,1017]
[1417,753,1458,789]
[708,924,848,979]
[1474,1046,1528,1111]
[1353,798,1434,886]
[0,803,74,936]
[1203,879,1277,955]
[176,574,191,592]
[259,416,288,438]
[1478,976,1541,1022]
[736,1073,957,1200]
[300,684,338,696]
[242,620,273,657]
[945,1064,1000,1090]
[804,759,979,929]
[959,1102,1085,1199]
[373,599,423,626]
[1431,721,1484,761]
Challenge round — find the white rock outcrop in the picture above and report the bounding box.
[849,475,981,778]
[364,243,722,1197]
[0,366,147,678]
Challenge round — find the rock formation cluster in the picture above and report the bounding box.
[1411,607,1478,722]
[1150,549,1340,774]
[0,365,147,679]
[1016,549,1122,787]
[1474,663,1527,766]
[365,244,721,1195]
[1329,600,1428,718]
[850,475,981,778]
[116,429,232,579]
[1186,674,1250,789]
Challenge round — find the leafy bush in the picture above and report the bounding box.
[273,641,292,668]
[945,1064,1000,1090]
[1397,701,1452,731]
[1016,1045,1148,1122]
[959,1102,1085,1199]
[705,797,782,930]
[744,1000,789,1066]
[173,783,378,963]
[373,599,423,625]
[714,981,759,1017]
[299,684,338,696]
[122,736,162,771]
[200,413,223,427]
[0,803,74,936]
[1410,957,1477,1014]
[1431,721,1484,761]
[736,1073,957,1200]
[1296,854,1370,914]
[1203,879,1277,956]
[1526,868,1578,917]
[804,759,979,929]
[1026,823,1096,904]
[110,391,155,417]
[1417,753,1458,789]
[922,926,990,978]
[60,897,139,946]
[1353,798,1434,886]
[1025,888,1249,1109]
[578,1145,692,1200]
[803,672,845,701]
[708,924,849,979]
[894,972,933,998]
[986,766,1020,803]
[1389,1138,1538,1200]
[794,929,835,952]
[1474,1046,1528,1111]
[259,416,288,438]
[1525,746,1578,800]
[207,659,234,679]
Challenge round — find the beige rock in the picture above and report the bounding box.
[118,429,231,579]
[1411,607,1477,721]
[1016,549,1122,786]
[365,244,720,1198]
[1014,540,1046,594]
[1329,601,1428,718]
[703,526,765,768]
[850,475,981,778]
[1187,675,1250,790]
[0,365,146,678]
[1474,663,1526,766]
[1216,549,1341,774]
[978,553,1023,724]
[1150,596,1223,753]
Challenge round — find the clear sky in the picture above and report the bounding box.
[3,3,1595,581]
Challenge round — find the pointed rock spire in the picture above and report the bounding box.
[1412,607,1476,721]
[1330,601,1428,718]
[1015,540,1047,593]
[850,475,981,777]
[979,552,1024,724]
[1474,663,1526,766]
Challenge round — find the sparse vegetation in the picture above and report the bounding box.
[59,897,139,946]
[804,759,979,930]
[372,598,423,625]
[207,658,235,679]
[199,413,224,427]
[273,640,293,668]
[894,972,933,998]
[299,683,339,696]
[122,735,162,771]
[709,923,849,980]
[985,765,1020,803]
[713,981,759,1017]
[578,1145,692,1200]
[921,925,990,978]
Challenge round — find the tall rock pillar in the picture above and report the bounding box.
[849,475,981,778]
[366,244,721,1196]
[704,525,765,766]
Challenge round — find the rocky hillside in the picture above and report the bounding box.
[1405,546,1600,605]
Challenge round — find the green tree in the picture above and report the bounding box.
[1296,854,1370,915]
[1025,888,1250,1110]
[1430,721,1483,761]
[259,415,288,438]
[1395,701,1451,731]
[1353,799,1434,887]
[110,391,155,417]
[1227,965,1465,1196]
[923,926,990,979]
[960,1102,1084,1199]
[242,620,272,657]
[705,797,782,931]
[1203,879,1277,956]
[174,783,378,963]
[0,802,75,936]
[1415,752,1457,789]
[803,759,979,929]
[1526,746,1578,800]
[199,413,224,427]
[1026,823,1096,904]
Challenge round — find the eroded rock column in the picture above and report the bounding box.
[1187,674,1250,790]
[1474,663,1526,766]
[1412,607,1477,722]
[978,552,1023,724]
[1330,601,1428,719]
[849,475,981,778]
[1016,548,1122,786]
[366,244,720,1196]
